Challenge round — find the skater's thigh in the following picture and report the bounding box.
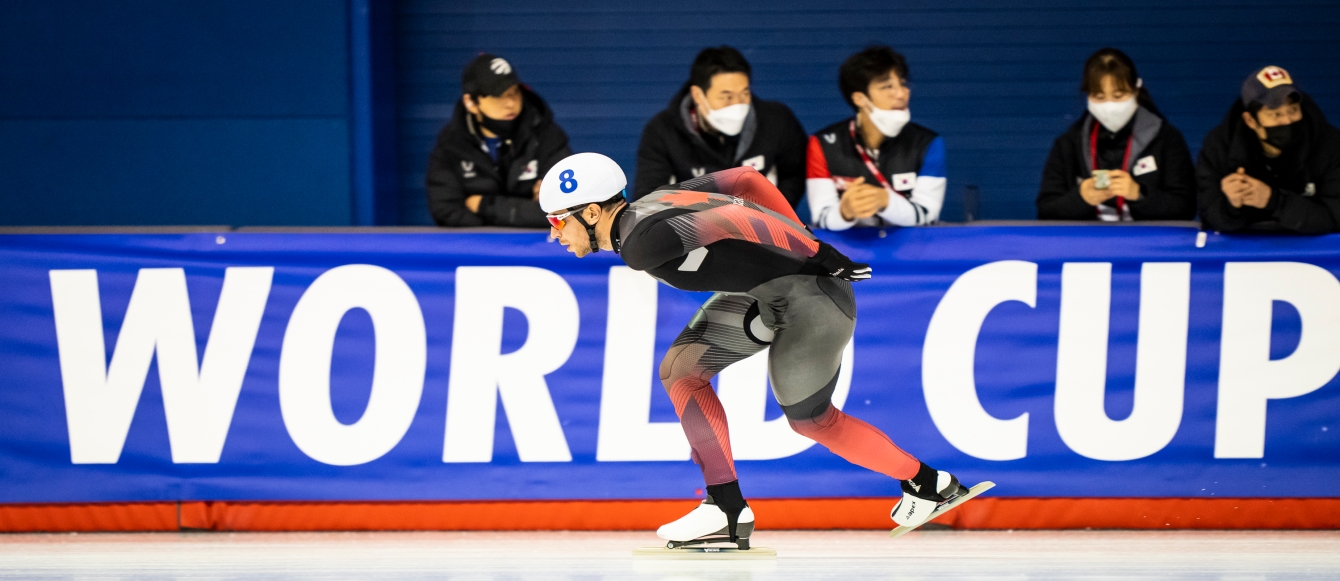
[659,293,769,384]
[763,276,855,408]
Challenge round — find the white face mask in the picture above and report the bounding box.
[865,104,911,138]
[703,102,750,136]
[1088,97,1138,132]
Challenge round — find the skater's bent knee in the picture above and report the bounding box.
[786,405,838,437]
[782,397,832,426]
[666,376,714,397]
[658,345,694,388]
[778,370,840,422]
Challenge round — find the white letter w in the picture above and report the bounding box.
[49,268,272,464]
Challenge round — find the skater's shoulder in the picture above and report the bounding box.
[631,188,732,214]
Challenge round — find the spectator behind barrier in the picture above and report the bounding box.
[425,54,572,227]
[806,46,946,229]
[1036,48,1196,222]
[1196,66,1340,234]
[632,46,808,207]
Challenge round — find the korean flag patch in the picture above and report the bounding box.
[892,172,917,191]
[1132,155,1158,176]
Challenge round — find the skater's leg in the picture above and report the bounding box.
[658,294,766,545]
[659,293,768,486]
[752,275,920,481]
[783,370,921,480]
[753,275,965,528]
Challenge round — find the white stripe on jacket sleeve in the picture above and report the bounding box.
[877,176,946,226]
[806,178,858,231]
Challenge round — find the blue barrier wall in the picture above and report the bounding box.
[396,0,1340,224]
[0,2,358,227]
[2,228,1338,503]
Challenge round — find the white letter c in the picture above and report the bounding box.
[922,260,1036,460]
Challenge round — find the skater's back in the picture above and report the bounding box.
[617,166,860,292]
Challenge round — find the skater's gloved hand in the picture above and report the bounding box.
[809,241,871,281]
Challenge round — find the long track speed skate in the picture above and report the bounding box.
[634,502,776,558]
[889,480,995,538]
[635,481,776,558]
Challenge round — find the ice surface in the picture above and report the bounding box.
[0,529,1336,580]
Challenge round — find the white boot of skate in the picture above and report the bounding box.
[656,501,755,544]
[891,468,963,528]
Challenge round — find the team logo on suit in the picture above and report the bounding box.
[461,161,477,178]
[519,160,539,180]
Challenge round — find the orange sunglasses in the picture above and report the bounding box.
[546,190,627,230]
[546,210,574,230]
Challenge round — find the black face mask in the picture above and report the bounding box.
[478,113,520,138]
[1260,118,1300,150]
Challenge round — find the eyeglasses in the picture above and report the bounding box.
[546,210,574,231]
[546,190,628,231]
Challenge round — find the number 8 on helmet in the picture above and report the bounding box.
[539,152,628,254]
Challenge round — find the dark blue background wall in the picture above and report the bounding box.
[0,1,354,226]
[2,2,1336,226]
[396,0,1340,224]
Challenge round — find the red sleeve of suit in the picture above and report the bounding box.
[806,135,831,179]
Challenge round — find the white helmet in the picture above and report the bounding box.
[538,152,627,213]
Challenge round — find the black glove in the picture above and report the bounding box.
[810,241,871,281]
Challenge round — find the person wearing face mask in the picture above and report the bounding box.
[632,46,808,207]
[1196,66,1340,233]
[424,53,573,227]
[806,46,946,229]
[1037,48,1196,221]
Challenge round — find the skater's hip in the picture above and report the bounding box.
[744,274,857,331]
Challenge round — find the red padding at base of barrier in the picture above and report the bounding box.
[0,503,180,532]
[2,498,1338,533]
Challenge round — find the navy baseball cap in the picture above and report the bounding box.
[462,54,520,97]
[1241,66,1300,110]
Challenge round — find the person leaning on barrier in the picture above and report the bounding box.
[1036,48,1196,222]
[425,54,572,227]
[806,46,946,229]
[1196,66,1340,234]
[632,46,808,207]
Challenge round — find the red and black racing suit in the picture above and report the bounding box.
[612,166,921,497]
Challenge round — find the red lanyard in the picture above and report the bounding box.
[1090,122,1133,214]
[848,120,900,195]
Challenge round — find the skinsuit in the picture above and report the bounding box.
[612,166,930,541]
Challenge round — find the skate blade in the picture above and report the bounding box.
[634,546,776,559]
[889,481,995,538]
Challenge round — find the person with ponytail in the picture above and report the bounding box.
[1036,48,1196,221]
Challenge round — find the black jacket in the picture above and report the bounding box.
[1037,107,1197,220]
[632,86,808,206]
[425,86,572,227]
[1196,94,1340,233]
